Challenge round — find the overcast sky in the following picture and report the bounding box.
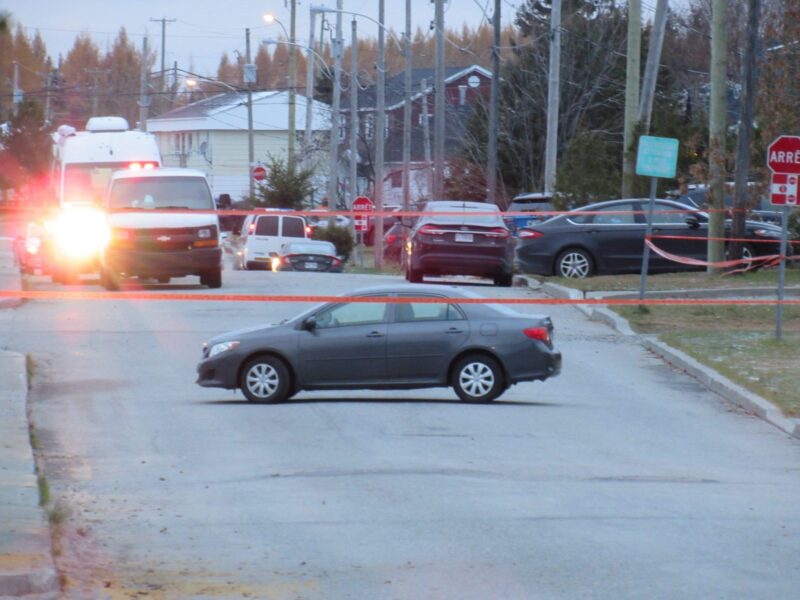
[5,0,537,75]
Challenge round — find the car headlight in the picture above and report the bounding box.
[208,341,239,357]
[753,228,781,239]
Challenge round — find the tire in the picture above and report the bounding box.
[239,355,290,404]
[555,248,594,279]
[200,267,222,288]
[100,266,120,291]
[726,243,756,269]
[494,271,513,287]
[405,256,423,283]
[451,354,504,403]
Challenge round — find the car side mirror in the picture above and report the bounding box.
[303,316,317,331]
[685,215,700,229]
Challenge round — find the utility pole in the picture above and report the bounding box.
[402,0,412,213]
[421,78,433,196]
[288,0,297,172]
[349,19,359,207]
[487,0,501,204]
[638,0,668,132]
[12,61,21,115]
[731,0,760,262]
[150,17,175,114]
[246,28,255,200]
[708,0,728,272]
[543,0,561,194]
[622,0,641,198]
[44,70,54,124]
[374,0,386,269]
[138,36,149,131]
[305,8,317,171]
[433,0,446,198]
[327,0,344,208]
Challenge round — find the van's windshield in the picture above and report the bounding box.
[108,177,214,211]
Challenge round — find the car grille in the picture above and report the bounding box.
[120,228,199,252]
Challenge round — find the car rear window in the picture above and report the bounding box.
[421,205,504,226]
[282,216,306,238]
[255,215,279,236]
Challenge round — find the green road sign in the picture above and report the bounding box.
[636,136,679,179]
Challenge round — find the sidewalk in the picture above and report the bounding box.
[0,239,59,597]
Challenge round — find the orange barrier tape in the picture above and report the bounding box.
[649,234,799,246]
[1,289,799,305]
[644,239,792,269]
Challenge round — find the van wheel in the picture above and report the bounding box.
[100,267,120,291]
[200,267,222,288]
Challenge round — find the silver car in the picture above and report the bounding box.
[196,285,561,403]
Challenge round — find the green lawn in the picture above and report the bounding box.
[541,269,800,416]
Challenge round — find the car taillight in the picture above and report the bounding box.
[331,256,342,266]
[418,224,446,236]
[523,327,550,343]
[385,233,397,244]
[305,226,313,236]
[518,229,543,239]
[485,227,510,238]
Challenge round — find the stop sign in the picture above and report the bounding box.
[352,196,373,233]
[252,165,268,182]
[767,136,800,174]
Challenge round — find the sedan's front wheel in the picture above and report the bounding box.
[451,354,504,403]
[555,248,593,278]
[240,355,290,403]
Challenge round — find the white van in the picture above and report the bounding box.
[101,168,222,290]
[235,211,309,270]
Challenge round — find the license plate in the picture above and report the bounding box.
[455,233,473,243]
[305,261,319,269]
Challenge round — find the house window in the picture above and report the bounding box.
[338,122,346,142]
[418,113,432,127]
[364,115,375,140]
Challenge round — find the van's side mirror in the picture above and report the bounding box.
[303,316,317,331]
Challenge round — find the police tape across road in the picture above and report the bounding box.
[1,289,799,305]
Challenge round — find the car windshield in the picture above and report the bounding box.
[108,177,214,210]
[285,242,336,255]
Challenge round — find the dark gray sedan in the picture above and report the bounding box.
[196,285,561,403]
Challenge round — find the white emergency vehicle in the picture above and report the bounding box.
[44,116,161,283]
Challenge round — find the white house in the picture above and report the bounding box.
[146,91,331,201]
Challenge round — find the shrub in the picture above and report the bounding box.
[311,223,354,261]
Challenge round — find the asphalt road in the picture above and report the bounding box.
[2,265,800,599]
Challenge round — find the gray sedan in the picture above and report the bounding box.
[196,285,561,403]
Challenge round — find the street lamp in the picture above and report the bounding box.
[264,11,297,173]
[262,38,334,173]
[179,68,254,200]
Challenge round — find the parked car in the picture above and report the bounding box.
[515,198,785,278]
[364,205,401,246]
[669,184,782,225]
[196,284,561,403]
[402,200,514,286]
[14,221,51,275]
[383,221,407,263]
[271,240,344,273]
[504,192,556,235]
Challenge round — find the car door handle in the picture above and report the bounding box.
[366,331,385,338]
[445,328,464,334]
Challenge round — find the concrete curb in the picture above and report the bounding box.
[0,239,22,310]
[521,276,800,440]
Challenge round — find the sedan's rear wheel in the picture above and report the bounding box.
[240,356,290,403]
[451,355,504,403]
[555,248,593,278]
